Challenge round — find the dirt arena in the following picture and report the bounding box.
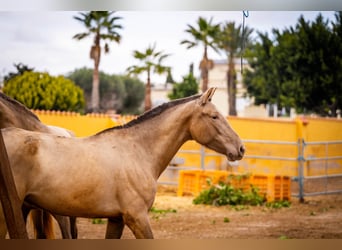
[24,185,342,239]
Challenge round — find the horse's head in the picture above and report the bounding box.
[189,87,245,161]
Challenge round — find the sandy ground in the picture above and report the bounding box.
[25,186,342,239]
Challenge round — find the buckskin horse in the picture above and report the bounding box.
[0,92,77,239]
[0,88,244,238]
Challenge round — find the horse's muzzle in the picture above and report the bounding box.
[228,144,245,161]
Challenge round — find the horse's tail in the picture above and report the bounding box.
[42,212,55,239]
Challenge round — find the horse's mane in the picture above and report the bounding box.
[0,92,41,121]
[97,93,201,134]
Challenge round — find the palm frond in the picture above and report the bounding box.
[73,11,123,55]
[100,34,121,43]
[217,21,254,56]
[180,40,197,49]
[158,53,171,63]
[154,64,169,74]
[126,65,148,75]
[181,16,220,52]
[128,44,170,78]
[73,32,91,40]
[133,50,148,60]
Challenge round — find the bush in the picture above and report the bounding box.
[3,71,85,112]
[168,73,198,100]
[193,181,265,206]
[193,175,266,207]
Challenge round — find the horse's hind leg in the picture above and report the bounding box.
[105,216,125,239]
[69,217,78,239]
[30,210,44,238]
[53,214,72,239]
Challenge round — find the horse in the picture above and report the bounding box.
[0,87,245,239]
[0,92,77,239]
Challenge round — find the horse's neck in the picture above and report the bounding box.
[16,115,48,132]
[127,104,193,179]
[0,109,48,132]
[0,102,48,132]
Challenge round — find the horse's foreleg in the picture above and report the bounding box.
[123,213,153,239]
[105,216,125,239]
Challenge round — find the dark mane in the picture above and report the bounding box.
[97,93,201,134]
[0,92,41,121]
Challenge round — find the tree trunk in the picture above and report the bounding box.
[227,57,237,116]
[201,62,209,93]
[199,46,213,93]
[144,70,152,111]
[91,45,101,113]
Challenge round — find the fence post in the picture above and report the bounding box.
[200,146,205,170]
[297,139,305,203]
[0,130,28,239]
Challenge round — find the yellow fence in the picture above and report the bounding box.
[34,110,134,137]
[33,110,342,179]
[228,116,341,177]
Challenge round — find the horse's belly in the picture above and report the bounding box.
[28,190,121,218]
[27,169,122,218]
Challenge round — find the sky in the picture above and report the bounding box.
[0,11,337,84]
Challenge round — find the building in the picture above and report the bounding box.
[203,59,267,117]
[150,58,268,117]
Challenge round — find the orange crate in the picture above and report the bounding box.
[177,170,201,196]
[250,174,269,197]
[249,175,291,202]
[267,175,291,201]
[177,170,291,202]
[227,174,251,192]
[177,170,229,196]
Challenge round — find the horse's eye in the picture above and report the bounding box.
[212,115,218,120]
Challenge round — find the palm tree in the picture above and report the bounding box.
[73,11,122,112]
[127,44,170,111]
[181,17,220,92]
[217,22,253,116]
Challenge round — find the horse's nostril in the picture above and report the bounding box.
[239,145,245,155]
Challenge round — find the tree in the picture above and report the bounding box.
[73,11,122,113]
[127,43,170,111]
[3,71,85,112]
[244,32,276,105]
[331,11,342,115]
[244,12,342,116]
[3,63,34,82]
[165,68,175,84]
[217,22,254,116]
[121,76,145,114]
[168,64,199,100]
[181,16,220,92]
[67,67,144,114]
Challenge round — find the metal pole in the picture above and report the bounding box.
[0,130,28,239]
[200,146,205,170]
[298,139,305,203]
[325,142,329,194]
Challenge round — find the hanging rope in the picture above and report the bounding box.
[241,10,249,74]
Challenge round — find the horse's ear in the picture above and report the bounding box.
[199,87,216,105]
